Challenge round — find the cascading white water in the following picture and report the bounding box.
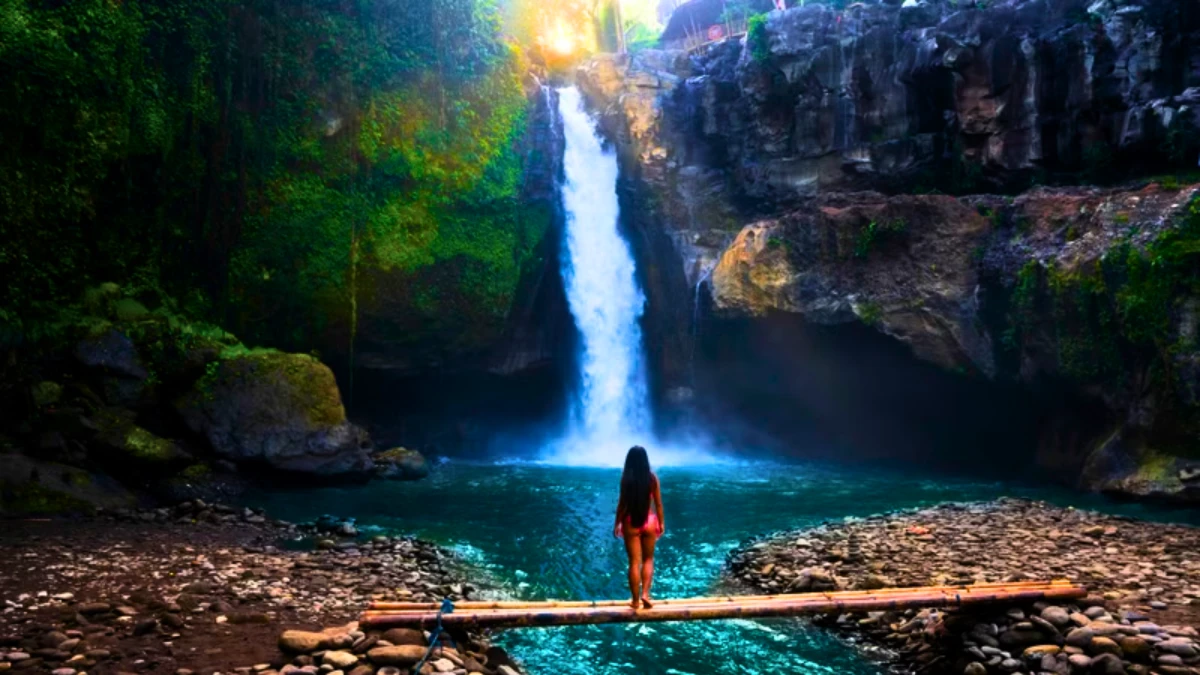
[547,87,651,465]
[541,87,719,467]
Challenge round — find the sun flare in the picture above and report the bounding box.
[545,18,578,55]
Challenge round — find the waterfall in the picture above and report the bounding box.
[543,87,718,467]
[544,87,650,466]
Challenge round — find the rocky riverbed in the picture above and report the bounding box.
[728,498,1200,675]
[0,502,524,675]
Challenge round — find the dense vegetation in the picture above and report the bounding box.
[999,196,1200,456]
[0,0,549,371]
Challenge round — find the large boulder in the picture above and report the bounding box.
[92,408,192,469]
[373,447,430,481]
[176,352,372,475]
[1080,431,1200,504]
[0,454,135,515]
[74,326,147,380]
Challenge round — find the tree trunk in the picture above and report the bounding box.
[613,0,627,53]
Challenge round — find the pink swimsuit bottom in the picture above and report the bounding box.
[619,511,660,537]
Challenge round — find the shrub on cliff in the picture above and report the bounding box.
[747,13,770,62]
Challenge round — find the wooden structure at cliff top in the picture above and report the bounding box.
[359,579,1085,629]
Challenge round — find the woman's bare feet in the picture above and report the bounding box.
[640,595,654,609]
[630,597,641,611]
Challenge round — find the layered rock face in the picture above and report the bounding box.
[578,0,1200,501]
[584,0,1199,208]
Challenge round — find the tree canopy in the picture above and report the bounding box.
[0,0,549,367]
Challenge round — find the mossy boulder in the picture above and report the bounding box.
[93,408,192,468]
[176,352,372,475]
[373,447,430,481]
[151,462,252,504]
[31,381,63,408]
[0,454,136,516]
[1081,430,1200,505]
[74,326,148,380]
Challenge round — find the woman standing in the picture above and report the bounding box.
[613,446,665,610]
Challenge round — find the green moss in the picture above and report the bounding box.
[1001,197,1200,386]
[1,0,539,367]
[95,408,181,463]
[377,447,420,462]
[856,301,883,326]
[1133,451,1178,483]
[747,13,770,63]
[853,219,908,259]
[0,483,95,515]
[32,381,63,408]
[179,463,212,480]
[114,298,150,321]
[203,352,345,429]
[122,426,178,463]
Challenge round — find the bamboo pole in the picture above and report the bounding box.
[362,585,1076,619]
[360,583,1086,629]
[366,580,1077,612]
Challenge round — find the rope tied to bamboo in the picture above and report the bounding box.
[411,597,456,674]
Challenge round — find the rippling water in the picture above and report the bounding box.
[245,459,1198,675]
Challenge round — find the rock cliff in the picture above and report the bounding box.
[579,0,1200,502]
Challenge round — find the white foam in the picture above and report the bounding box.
[544,87,728,469]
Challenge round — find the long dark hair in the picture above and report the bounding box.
[620,446,652,527]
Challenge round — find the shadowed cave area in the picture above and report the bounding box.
[691,312,1050,476]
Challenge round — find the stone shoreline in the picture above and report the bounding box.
[0,502,524,675]
[727,498,1200,675]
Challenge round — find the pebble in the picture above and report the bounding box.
[1040,606,1070,627]
[729,498,1200,675]
[0,501,523,675]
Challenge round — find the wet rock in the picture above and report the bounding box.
[228,612,271,625]
[1023,645,1061,659]
[365,646,426,667]
[373,448,429,481]
[1157,639,1198,658]
[321,652,357,669]
[160,613,186,630]
[1088,653,1126,675]
[39,633,68,649]
[1118,636,1152,662]
[280,632,330,654]
[859,574,894,590]
[74,327,147,380]
[379,630,425,648]
[1087,636,1122,657]
[1041,606,1071,628]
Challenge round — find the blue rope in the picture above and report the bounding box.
[412,598,457,674]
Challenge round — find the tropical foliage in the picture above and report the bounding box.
[0,0,548,368]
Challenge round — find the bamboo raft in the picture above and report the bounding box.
[359,579,1086,629]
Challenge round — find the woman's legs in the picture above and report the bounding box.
[639,530,658,607]
[622,528,643,609]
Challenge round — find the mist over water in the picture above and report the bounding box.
[547,87,712,467]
